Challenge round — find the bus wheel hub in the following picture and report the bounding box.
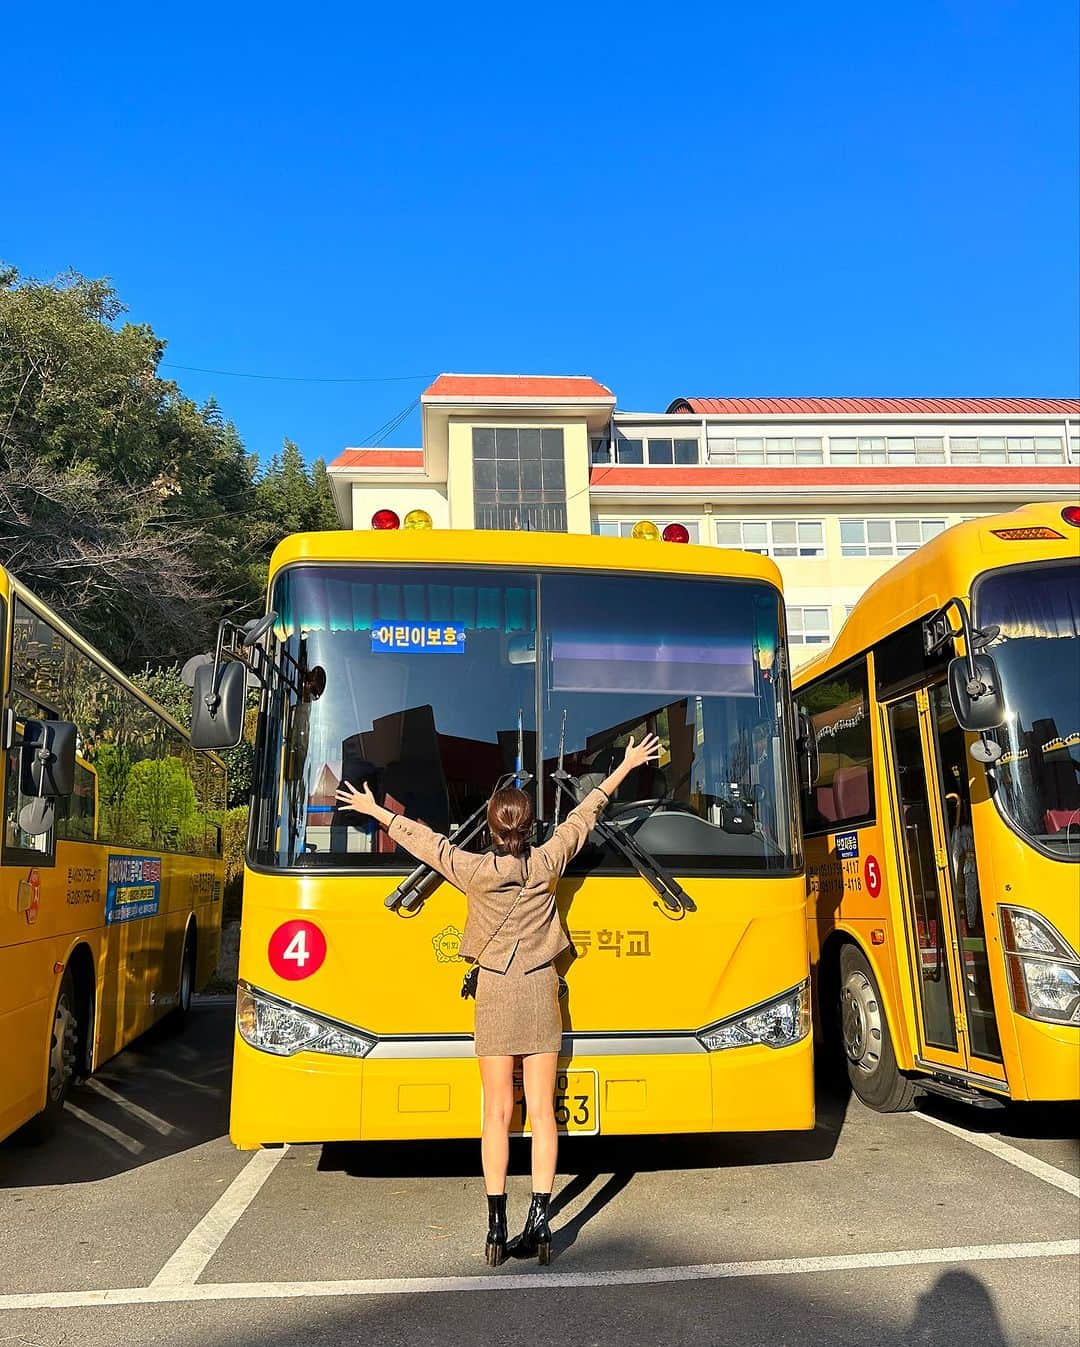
[841,971,882,1073]
[49,996,77,1101]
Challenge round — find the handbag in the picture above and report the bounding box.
[460,853,570,1001]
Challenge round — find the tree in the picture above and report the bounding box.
[254,439,339,550]
[132,663,254,809]
[120,756,198,848]
[0,265,265,666]
[1,265,337,683]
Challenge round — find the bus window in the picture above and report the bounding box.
[253,566,538,869]
[975,561,1080,859]
[540,572,798,872]
[889,696,958,1052]
[799,658,875,836]
[932,685,1001,1061]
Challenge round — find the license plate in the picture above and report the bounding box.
[510,1068,599,1137]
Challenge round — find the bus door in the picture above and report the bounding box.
[886,689,1006,1085]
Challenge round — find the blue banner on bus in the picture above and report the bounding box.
[834,831,860,860]
[105,855,162,924]
[371,623,466,653]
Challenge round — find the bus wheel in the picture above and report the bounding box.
[28,972,80,1138]
[839,945,916,1113]
[174,930,196,1028]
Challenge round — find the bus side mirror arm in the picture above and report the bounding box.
[923,598,1006,735]
[796,711,819,794]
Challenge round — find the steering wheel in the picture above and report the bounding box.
[606,797,665,817]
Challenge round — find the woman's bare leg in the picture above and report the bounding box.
[522,1051,559,1192]
[478,1055,515,1194]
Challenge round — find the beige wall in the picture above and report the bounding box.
[350,482,449,529]
[446,419,475,528]
[563,421,592,533]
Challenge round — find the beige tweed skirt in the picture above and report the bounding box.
[473,955,561,1057]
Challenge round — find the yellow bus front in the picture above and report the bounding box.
[229,532,813,1147]
[965,546,1080,1100]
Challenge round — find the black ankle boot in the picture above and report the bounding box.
[485,1194,507,1266]
[506,1192,552,1264]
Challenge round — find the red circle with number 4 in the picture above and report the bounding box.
[268,920,327,980]
[864,855,882,897]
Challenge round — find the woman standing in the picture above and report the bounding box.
[335,733,661,1266]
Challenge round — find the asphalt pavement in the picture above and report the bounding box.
[0,1001,1076,1347]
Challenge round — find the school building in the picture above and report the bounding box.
[326,375,1080,663]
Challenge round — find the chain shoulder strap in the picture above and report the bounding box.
[472,851,531,965]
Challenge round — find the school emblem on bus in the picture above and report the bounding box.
[432,926,464,963]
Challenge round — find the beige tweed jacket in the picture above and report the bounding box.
[385,788,609,973]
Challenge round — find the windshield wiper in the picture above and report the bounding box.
[385,771,534,913]
[550,770,695,914]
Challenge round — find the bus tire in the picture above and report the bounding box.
[26,971,80,1139]
[839,944,916,1112]
[173,927,197,1029]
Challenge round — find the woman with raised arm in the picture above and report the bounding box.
[335,733,662,1267]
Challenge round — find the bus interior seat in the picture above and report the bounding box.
[833,765,870,819]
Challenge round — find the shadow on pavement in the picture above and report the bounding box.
[319,1075,850,1183]
[0,1002,233,1188]
[169,1260,1016,1347]
[916,1093,1080,1151]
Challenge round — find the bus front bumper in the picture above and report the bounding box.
[228,1030,815,1148]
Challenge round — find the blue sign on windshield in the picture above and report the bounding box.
[371,623,466,653]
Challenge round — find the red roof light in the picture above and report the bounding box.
[662,523,691,544]
[1061,505,1080,528]
[371,508,400,530]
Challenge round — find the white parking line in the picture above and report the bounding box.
[915,1112,1080,1198]
[150,1147,287,1287]
[1,1239,1075,1311]
[85,1079,177,1136]
[63,1103,145,1156]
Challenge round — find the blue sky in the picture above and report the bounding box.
[5,1,1077,466]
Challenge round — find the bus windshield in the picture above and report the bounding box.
[977,560,1080,860]
[251,565,799,873]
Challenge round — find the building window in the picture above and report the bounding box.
[590,437,611,464]
[829,436,946,465]
[840,517,946,558]
[591,519,700,542]
[950,435,1065,464]
[645,437,699,465]
[472,427,567,531]
[613,435,644,464]
[707,436,823,466]
[787,606,831,645]
[715,519,825,557]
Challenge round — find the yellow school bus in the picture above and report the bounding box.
[0,567,225,1143]
[196,528,813,1147]
[795,501,1080,1111]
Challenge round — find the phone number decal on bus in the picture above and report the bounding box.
[371,623,466,653]
[105,855,162,924]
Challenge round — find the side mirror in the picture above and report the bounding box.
[21,720,77,799]
[191,660,246,750]
[947,654,1006,733]
[796,711,819,795]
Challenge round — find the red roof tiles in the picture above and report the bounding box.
[424,374,614,401]
[667,396,1080,416]
[329,449,424,469]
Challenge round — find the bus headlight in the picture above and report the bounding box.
[237,982,377,1058]
[1000,908,1080,1025]
[696,981,811,1051]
